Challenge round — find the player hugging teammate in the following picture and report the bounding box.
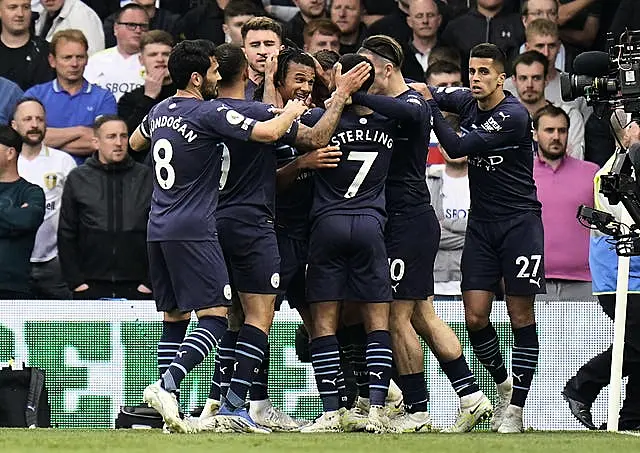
[136,31,543,435]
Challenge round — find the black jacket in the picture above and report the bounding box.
[118,82,177,162]
[0,35,54,91]
[173,2,225,44]
[58,154,153,290]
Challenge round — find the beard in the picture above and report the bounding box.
[200,80,218,100]
[539,142,566,160]
[22,129,45,146]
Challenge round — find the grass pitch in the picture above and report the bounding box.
[0,429,638,453]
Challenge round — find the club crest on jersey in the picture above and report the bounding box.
[271,273,280,289]
[43,173,58,190]
[226,110,245,125]
[223,284,232,300]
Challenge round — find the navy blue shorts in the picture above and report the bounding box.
[461,212,546,296]
[276,231,307,309]
[385,209,440,300]
[217,217,281,295]
[306,214,392,303]
[148,239,232,313]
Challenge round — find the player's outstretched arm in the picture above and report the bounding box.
[250,99,308,143]
[409,83,472,115]
[293,62,372,149]
[276,145,342,191]
[130,126,150,152]
[350,91,426,123]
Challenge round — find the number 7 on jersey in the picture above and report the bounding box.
[345,151,378,198]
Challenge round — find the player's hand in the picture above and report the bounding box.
[324,91,352,109]
[334,61,372,96]
[299,146,342,169]
[282,99,308,118]
[408,82,432,100]
[143,68,166,99]
[625,121,640,147]
[74,283,89,292]
[137,284,152,294]
[264,54,278,81]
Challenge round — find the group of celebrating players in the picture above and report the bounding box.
[130,19,546,434]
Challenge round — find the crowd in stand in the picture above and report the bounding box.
[1,0,640,302]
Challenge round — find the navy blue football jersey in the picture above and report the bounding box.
[428,87,541,221]
[140,97,257,241]
[275,144,314,239]
[216,98,298,224]
[301,107,398,223]
[352,89,433,215]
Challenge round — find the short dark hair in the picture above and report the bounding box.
[13,97,46,120]
[224,0,262,20]
[241,16,283,42]
[533,103,570,130]
[360,34,404,68]
[314,49,340,71]
[115,3,148,23]
[303,18,340,44]
[513,50,549,78]
[168,39,216,89]
[0,125,23,154]
[469,43,506,73]
[426,60,461,81]
[140,30,174,52]
[339,53,374,93]
[93,114,127,132]
[428,46,461,67]
[214,43,248,87]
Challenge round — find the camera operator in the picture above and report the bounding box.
[562,112,640,431]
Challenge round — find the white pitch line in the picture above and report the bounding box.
[614,431,640,437]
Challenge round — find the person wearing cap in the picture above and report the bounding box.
[0,124,45,299]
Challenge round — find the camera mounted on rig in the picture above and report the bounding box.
[561,29,640,120]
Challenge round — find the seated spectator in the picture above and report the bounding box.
[330,0,367,54]
[302,18,340,54]
[58,115,153,300]
[118,30,175,163]
[85,3,148,101]
[402,0,443,82]
[441,0,524,84]
[13,98,75,300]
[0,0,54,90]
[507,51,585,159]
[532,104,598,300]
[241,16,284,100]
[25,29,117,165]
[285,0,326,49]
[0,125,45,300]
[0,76,24,125]
[104,0,179,48]
[520,0,569,71]
[35,0,105,55]
[427,114,468,300]
[223,0,263,45]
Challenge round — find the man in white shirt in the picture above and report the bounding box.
[84,3,147,101]
[13,97,76,299]
[35,0,105,55]
[520,0,567,71]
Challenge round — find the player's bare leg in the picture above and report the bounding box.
[411,297,492,432]
[498,294,537,434]
[463,290,512,432]
[301,301,345,432]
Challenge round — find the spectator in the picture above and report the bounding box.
[13,98,75,299]
[330,0,367,54]
[221,0,262,45]
[58,115,153,300]
[427,45,461,67]
[441,0,524,83]
[558,0,600,56]
[0,124,45,299]
[507,51,585,159]
[0,76,24,124]
[241,16,284,100]
[85,4,148,101]
[0,0,54,90]
[610,0,640,39]
[532,104,598,300]
[285,0,326,49]
[35,0,105,55]
[118,30,175,163]
[104,0,179,48]
[302,18,340,54]
[403,0,443,82]
[520,0,569,71]
[367,0,412,45]
[24,29,117,165]
[427,114,468,300]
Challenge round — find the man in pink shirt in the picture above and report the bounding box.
[532,104,598,300]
